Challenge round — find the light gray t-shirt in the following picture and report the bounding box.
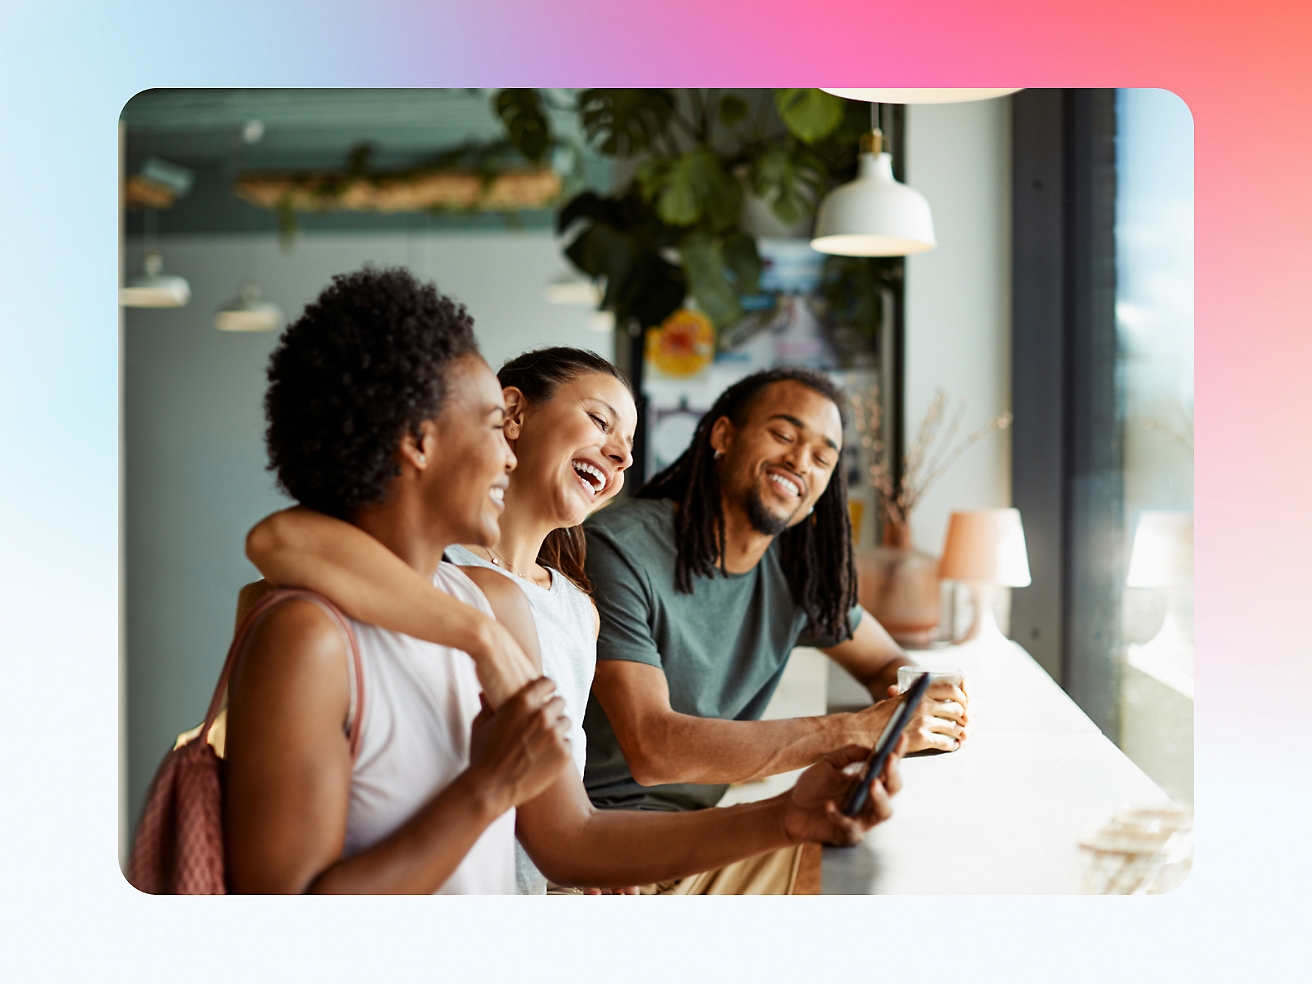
[446,544,596,894]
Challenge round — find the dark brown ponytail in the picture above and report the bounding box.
[496,347,632,595]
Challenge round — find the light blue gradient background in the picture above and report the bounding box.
[1,0,1308,980]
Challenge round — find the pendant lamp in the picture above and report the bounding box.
[544,271,603,306]
[811,116,936,257]
[544,272,612,331]
[821,88,1021,104]
[214,284,284,332]
[121,250,191,307]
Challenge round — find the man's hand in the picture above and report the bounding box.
[885,678,970,752]
[780,738,905,846]
[852,679,970,753]
[466,678,572,812]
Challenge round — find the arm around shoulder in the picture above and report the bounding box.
[244,507,537,706]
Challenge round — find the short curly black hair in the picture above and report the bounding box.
[264,266,480,518]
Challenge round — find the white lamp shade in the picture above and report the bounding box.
[121,252,190,308]
[545,272,603,306]
[1126,511,1193,588]
[214,285,283,332]
[811,152,936,257]
[939,508,1031,587]
[822,88,1022,104]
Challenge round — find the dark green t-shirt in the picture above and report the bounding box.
[581,498,860,812]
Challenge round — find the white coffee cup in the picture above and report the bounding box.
[897,666,964,693]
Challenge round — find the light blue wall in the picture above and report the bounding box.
[124,229,611,835]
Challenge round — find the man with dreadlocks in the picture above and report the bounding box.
[580,367,970,893]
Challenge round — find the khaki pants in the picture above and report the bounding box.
[639,843,807,895]
[546,842,821,895]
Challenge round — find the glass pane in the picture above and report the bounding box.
[1115,88,1194,803]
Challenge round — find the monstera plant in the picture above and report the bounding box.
[492,88,898,336]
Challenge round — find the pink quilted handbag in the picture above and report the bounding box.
[126,588,364,894]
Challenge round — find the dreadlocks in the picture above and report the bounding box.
[637,367,858,642]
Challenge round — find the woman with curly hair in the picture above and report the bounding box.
[232,267,903,894]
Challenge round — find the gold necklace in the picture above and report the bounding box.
[488,546,549,588]
[487,545,518,574]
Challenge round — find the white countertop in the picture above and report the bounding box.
[821,635,1171,894]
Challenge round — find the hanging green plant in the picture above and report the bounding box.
[493,88,552,164]
[773,88,846,144]
[236,91,577,247]
[550,88,879,333]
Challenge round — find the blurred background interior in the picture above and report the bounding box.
[120,88,1193,849]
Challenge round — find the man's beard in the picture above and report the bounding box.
[743,485,796,537]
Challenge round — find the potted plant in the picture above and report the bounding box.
[492,89,890,335]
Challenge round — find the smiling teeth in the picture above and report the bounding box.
[769,473,801,497]
[573,461,605,492]
[489,487,505,503]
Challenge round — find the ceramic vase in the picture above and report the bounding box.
[855,519,941,648]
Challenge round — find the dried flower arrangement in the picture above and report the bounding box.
[851,384,1013,544]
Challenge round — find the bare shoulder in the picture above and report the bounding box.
[248,597,345,652]
[233,598,351,704]
[459,565,528,613]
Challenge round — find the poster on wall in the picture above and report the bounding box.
[641,238,887,544]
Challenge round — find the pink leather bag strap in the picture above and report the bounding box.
[201,588,367,761]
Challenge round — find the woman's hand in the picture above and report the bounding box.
[884,679,970,753]
[466,678,572,813]
[468,615,541,709]
[781,738,905,846]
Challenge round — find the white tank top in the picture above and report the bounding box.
[445,543,597,894]
[341,561,516,895]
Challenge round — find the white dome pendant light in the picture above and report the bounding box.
[821,88,1021,104]
[212,119,283,332]
[214,284,284,332]
[811,104,936,257]
[121,249,191,307]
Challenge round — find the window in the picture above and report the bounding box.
[1011,89,1193,803]
[1115,88,1194,802]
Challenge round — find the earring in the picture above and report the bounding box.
[808,505,815,515]
[713,449,724,460]
[416,453,426,466]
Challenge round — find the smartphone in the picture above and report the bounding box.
[840,671,931,818]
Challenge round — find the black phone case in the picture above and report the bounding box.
[839,671,931,818]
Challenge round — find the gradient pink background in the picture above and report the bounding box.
[0,0,1308,977]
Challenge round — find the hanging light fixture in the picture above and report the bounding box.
[544,270,612,330]
[121,250,191,307]
[209,121,285,332]
[821,88,1021,104]
[214,284,284,332]
[811,105,936,257]
[544,270,603,306]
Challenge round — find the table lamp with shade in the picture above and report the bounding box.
[1125,511,1194,697]
[938,508,1031,644]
